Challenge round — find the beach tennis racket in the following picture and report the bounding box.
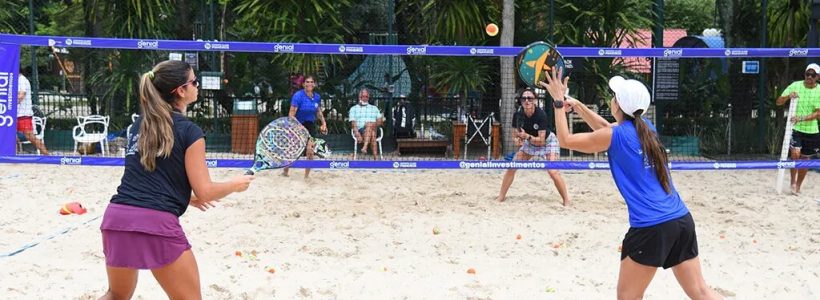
[517,41,568,88]
[245,117,311,175]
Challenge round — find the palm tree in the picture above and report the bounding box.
[401,0,497,45]
[429,57,493,108]
[553,0,654,106]
[84,0,174,115]
[234,0,351,77]
[0,0,25,33]
[768,0,809,88]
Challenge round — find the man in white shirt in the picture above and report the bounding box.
[349,88,383,159]
[17,74,49,155]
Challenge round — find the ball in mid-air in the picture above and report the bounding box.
[486,23,499,37]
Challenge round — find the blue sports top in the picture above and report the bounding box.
[607,119,689,228]
[290,89,321,123]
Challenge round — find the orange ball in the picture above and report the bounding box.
[59,202,87,215]
[485,23,499,37]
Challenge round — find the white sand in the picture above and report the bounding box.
[0,164,817,299]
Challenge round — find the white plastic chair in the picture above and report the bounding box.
[464,112,494,159]
[18,116,47,154]
[73,115,110,155]
[351,127,384,160]
[126,113,139,143]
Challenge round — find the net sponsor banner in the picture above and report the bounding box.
[0,43,20,156]
[2,156,819,170]
[2,34,820,58]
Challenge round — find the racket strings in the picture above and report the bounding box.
[253,119,311,170]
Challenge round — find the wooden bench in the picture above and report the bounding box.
[396,138,449,156]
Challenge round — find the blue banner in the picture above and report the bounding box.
[2,34,820,58]
[0,43,20,156]
[1,156,819,170]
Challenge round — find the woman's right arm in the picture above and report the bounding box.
[185,139,253,203]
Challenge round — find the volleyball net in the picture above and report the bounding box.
[0,33,818,170]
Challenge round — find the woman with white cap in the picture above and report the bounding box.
[540,69,722,299]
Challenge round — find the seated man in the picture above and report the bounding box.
[349,88,384,159]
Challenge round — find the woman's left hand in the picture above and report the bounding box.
[189,196,216,212]
[538,68,570,103]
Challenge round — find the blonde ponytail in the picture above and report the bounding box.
[137,72,174,171]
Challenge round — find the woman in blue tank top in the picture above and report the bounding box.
[540,69,722,299]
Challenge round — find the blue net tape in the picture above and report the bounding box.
[1,33,819,58]
[2,156,818,170]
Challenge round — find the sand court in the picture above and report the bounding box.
[0,164,818,299]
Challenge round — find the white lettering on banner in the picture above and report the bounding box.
[273,44,295,53]
[458,161,547,169]
[137,40,159,49]
[406,46,427,55]
[206,160,218,168]
[724,50,748,57]
[598,49,622,56]
[60,157,82,165]
[48,39,56,46]
[663,49,683,57]
[392,162,417,169]
[587,162,610,169]
[338,45,346,52]
[0,72,12,127]
[469,48,493,55]
[712,162,738,169]
[342,46,363,53]
[210,43,230,50]
[789,49,809,57]
[204,43,212,50]
[777,161,796,169]
[329,161,350,169]
[65,39,91,46]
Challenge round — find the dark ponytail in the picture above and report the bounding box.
[627,110,671,193]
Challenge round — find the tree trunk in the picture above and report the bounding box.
[716,0,733,47]
[500,0,515,154]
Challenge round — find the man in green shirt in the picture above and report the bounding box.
[776,63,820,195]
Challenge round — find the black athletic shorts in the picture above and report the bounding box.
[790,131,820,156]
[302,121,318,137]
[621,213,698,269]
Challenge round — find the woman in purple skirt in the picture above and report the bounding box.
[99,60,254,299]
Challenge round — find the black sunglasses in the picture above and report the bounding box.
[172,78,199,94]
[806,72,817,78]
[520,96,536,102]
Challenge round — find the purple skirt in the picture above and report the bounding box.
[100,203,191,269]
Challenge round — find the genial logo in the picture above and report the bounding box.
[789,49,809,57]
[137,40,159,49]
[273,44,295,53]
[663,49,683,57]
[406,46,427,55]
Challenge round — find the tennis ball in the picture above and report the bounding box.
[432,226,441,235]
[485,23,499,37]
